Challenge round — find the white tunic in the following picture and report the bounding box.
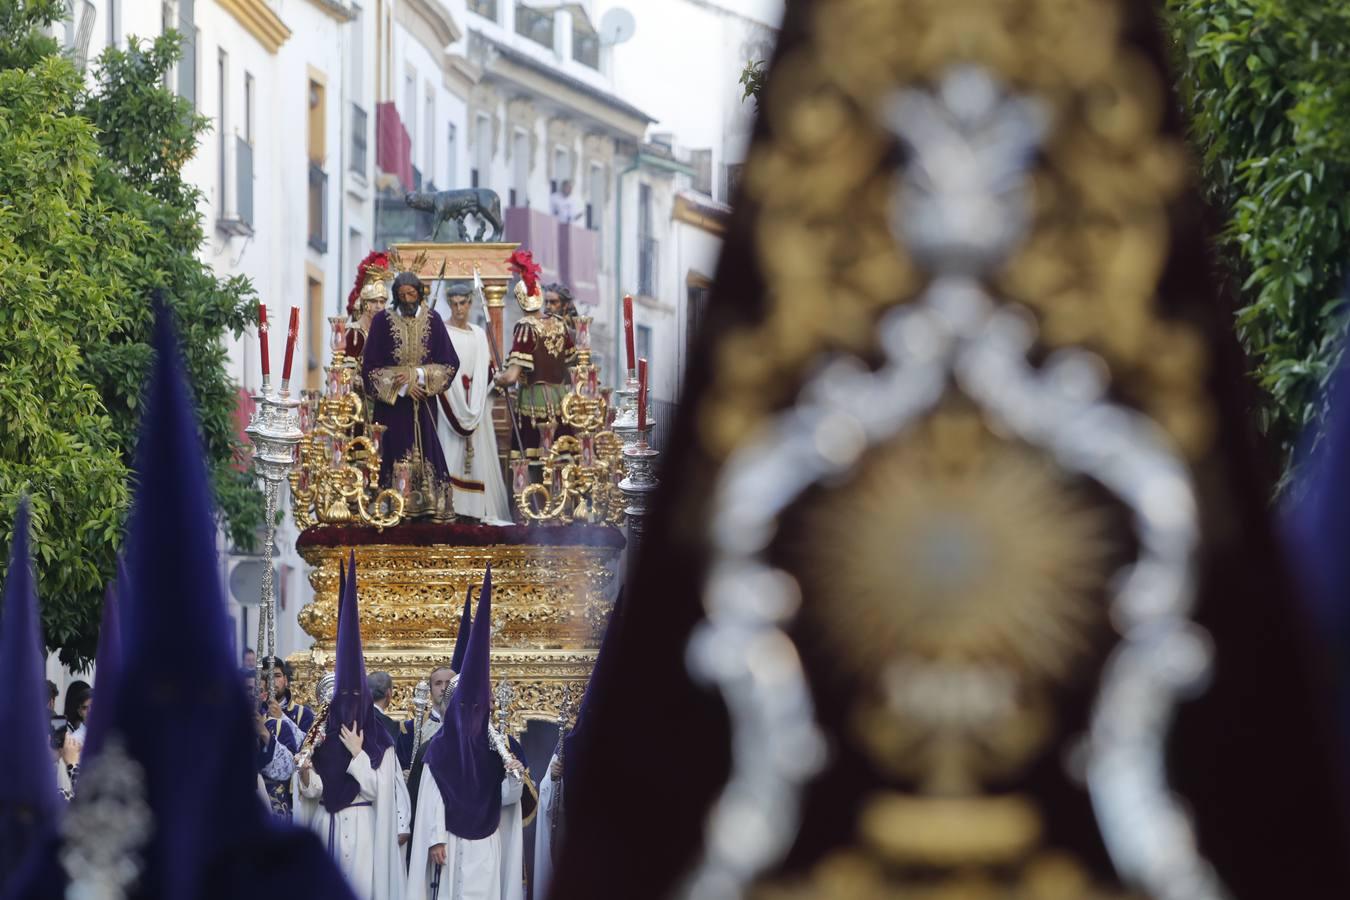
[405,767,525,900]
[532,755,561,900]
[293,746,407,900]
[436,321,511,524]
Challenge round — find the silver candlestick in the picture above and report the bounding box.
[245,387,303,700]
[618,423,659,564]
[613,375,658,562]
[611,376,640,434]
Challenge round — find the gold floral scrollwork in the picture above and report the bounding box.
[289,540,620,732]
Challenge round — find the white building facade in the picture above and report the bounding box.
[601,0,780,441]
[52,0,780,665]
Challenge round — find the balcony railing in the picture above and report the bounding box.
[236,136,253,228]
[638,235,659,298]
[350,102,368,176]
[515,3,554,48]
[308,162,328,253]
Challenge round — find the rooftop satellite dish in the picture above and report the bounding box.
[599,7,636,45]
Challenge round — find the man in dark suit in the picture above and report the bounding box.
[367,670,413,770]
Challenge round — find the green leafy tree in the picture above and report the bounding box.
[1166,1,1350,467]
[0,1,261,667]
[80,34,263,552]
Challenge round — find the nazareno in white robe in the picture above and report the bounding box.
[436,321,511,524]
[405,766,525,900]
[532,752,562,900]
[293,745,407,900]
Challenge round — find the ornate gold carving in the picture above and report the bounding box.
[389,242,523,281]
[287,647,600,737]
[290,358,404,531]
[288,540,620,733]
[515,345,629,527]
[701,0,1211,462]
[384,305,435,369]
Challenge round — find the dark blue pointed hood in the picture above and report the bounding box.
[81,557,127,764]
[95,308,268,897]
[3,307,360,900]
[0,500,60,885]
[425,566,504,839]
[1285,354,1350,636]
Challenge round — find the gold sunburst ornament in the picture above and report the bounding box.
[799,409,1117,685]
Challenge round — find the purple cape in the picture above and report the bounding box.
[359,306,458,486]
[424,567,504,840]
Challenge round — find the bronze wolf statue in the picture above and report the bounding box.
[404,188,504,242]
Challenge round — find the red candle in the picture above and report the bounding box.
[257,304,271,380]
[637,357,648,431]
[281,306,300,386]
[623,294,636,376]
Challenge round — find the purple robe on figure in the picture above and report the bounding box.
[360,303,459,486]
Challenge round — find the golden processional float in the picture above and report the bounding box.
[244,234,658,739]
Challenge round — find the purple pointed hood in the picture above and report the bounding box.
[424,566,504,840]
[81,558,128,764]
[0,499,61,884]
[91,308,272,896]
[312,552,394,813]
[450,587,473,674]
[563,592,624,796]
[2,307,360,900]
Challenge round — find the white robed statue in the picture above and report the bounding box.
[407,567,536,900]
[436,278,511,523]
[294,556,407,900]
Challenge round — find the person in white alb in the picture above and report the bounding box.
[294,556,406,900]
[406,568,536,900]
[435,280,511,523]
